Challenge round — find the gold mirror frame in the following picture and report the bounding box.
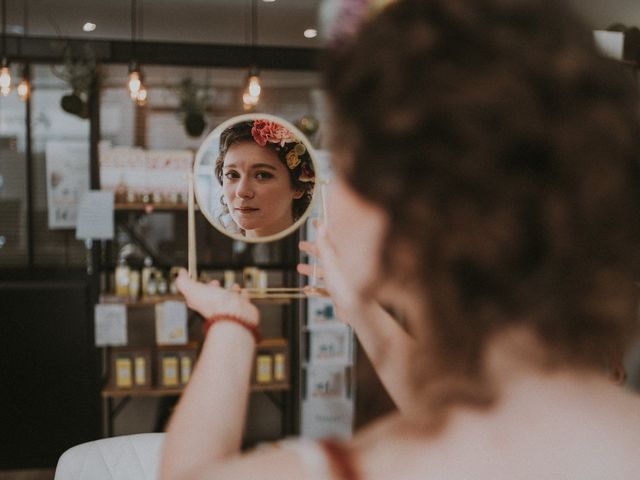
[193,113,318,244]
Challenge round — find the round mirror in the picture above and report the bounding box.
[194,114,318,243]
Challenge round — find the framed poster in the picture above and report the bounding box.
[45,140,90,229]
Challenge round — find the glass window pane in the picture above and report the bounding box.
[0,79,28,267]
[31,64,90,267]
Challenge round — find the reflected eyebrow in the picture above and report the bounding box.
[224,163,278,171]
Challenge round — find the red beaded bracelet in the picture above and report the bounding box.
[203,314,262,344]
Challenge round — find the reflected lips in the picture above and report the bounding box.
[235,207,259,215]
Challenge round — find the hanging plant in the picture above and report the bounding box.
[295,115,320,136]
[174,77,209,137]
[52,44,97,119]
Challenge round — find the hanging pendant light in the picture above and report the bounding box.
[17,0,31,101]
[17,68,30,100]
[127,0,146,105]
[0,58,10,97]
[242,66,261,110]
[135,83,147,106]
[0,0,11,96]
[128,60,143,100]
[242,0,261,110]
[17,77,30,100]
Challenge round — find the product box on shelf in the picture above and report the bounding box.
[156,343,199,388]
[253,339,289,387]
[109,347,152,390]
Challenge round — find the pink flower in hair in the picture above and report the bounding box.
[251,120,297,147]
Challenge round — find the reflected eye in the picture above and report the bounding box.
[256,171,274,180]
[224,171,239,180]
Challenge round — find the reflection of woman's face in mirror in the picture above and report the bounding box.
[212,119,316,239]
[221,141,303,238]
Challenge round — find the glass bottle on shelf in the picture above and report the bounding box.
[146,274,158,296]
[141,256,154,296]
[156,271,168,296]
[115,257,131,297]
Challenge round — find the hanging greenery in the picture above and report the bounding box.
[52,44,97,119]
[174,77,210,137]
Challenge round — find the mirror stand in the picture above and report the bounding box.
[188,172,198,280]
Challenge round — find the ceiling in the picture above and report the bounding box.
[4,0,323,48]
[3,0,640,49]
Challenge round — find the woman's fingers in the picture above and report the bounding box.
[176,268,193,293]
[297,263,324,279]
[315,224,338,262]
[299,240,320,257]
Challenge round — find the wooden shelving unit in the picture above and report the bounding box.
[100,199,302,440]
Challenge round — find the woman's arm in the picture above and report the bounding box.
[337,301,420,415]
[160,271,258,479]
[298,227,421,414]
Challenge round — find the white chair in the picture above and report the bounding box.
[54,433,165,480]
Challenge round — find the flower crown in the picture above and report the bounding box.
[251,119,315,183]
[323,0,397,47]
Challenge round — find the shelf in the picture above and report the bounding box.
[100,294,183,306]
[102,383,290,398]
[257,337,288,348]
[114,203,193,212]
[99,294,293,306]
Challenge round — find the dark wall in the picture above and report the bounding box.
[0,279,100,469]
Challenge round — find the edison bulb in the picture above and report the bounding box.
[247,75,261,97]
[0,66,11,97]
[128,71,142,99]
[136,86,148,106]
[17,79,31,101]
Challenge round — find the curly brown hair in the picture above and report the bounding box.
[214,120,315,222]
[325,0,640,419]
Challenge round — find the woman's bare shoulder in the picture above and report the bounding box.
[346,380,640,480]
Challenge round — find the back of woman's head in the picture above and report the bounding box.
[325,0,640,399]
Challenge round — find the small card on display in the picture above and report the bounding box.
[306,365,348,400]
[94,304,127,347]
[309,328,352,366]
[155,301,188,345]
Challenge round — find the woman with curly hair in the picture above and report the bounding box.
[213,119,315,238]
[161,0,640,478]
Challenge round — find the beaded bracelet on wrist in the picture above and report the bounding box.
[203,313,261,343]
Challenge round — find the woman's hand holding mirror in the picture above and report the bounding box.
[175,269,258,323]
[298,220,364,315]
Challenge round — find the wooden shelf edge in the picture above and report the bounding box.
[114,203,193,211]
[99,294,292,306]
[99,294,183,306]
[102,383,290,398]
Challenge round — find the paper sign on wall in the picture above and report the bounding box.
[75,190,115,241]
[45,140,90,229]
[94,304,127,346]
